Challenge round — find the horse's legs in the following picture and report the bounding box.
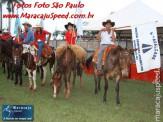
[32,70,37,91]
[80,69,83,88]
[98,76,102,91]
[40,66,43,80]
[103,73,109,103]
[19,65,23,86]
[37,66,40,73]
[116,75,121,106]
[26,68,32,89]
[93,67,98,94]
[6,63,10,79]
[2,62,5,73]
[41,66,47,86]
[10,63,14,81]
[71,70,76,89]
[14,68,18,85]
[49,63,55,78]
[66,70,71,98]
[63,74,68,94]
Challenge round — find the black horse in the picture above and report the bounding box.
[0,38,14,80]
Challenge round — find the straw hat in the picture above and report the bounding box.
[22,21,32,27]
[34,23,43,28]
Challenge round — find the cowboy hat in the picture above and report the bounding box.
[102,19,115,27]
[65,22,76,30]
[22,21,32,27]
[2,29,9,34]
[34,23,43,28]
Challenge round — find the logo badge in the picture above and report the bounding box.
[2,105,33,121]
[142,44,153,53]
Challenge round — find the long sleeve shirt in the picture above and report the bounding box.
[20,28,34,44]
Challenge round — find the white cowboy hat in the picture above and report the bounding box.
[34,23,43,28]
[2,29,9,34]
[22,21,32,27]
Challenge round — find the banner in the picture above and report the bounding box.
[76,0,83,36]
[132,22,160,73]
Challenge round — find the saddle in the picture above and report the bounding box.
[30,42,53,58]
[92,45,117,65]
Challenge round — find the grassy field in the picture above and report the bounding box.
[0,66,163,122]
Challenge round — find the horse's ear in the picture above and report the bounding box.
[129,49,137,53]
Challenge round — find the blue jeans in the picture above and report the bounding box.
[36,41,45,56]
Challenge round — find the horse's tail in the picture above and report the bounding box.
[86,54,93,69]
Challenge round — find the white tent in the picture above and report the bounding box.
[84,0,163,31]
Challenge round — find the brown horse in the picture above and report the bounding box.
[0,38,14,80]
[12,44,55,91]
[51,47,83,98]
[86,45,137,106]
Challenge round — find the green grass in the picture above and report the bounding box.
[0,66,163,122]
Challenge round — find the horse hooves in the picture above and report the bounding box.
[41,83,45,86]
[18,84,22,87]
[66,94,70,98]
[103,101,107,104]
[33,89,37,92]
[13,83,17,86]
[80,85,83,88]
[117,103,121,107]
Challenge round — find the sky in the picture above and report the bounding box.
[2,0,163,36]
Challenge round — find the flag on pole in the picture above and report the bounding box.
[40,19,44,28]
[14,10,21,42]
[132,22,160,73]
[76,0,83,36]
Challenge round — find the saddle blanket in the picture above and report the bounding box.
[92,45,117,64]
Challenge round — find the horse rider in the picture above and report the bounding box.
[96,19,116,75]
[34,23,51,63]
[0,29,12,40]
[64,22,84,68]
[64,22,77,45]
[18,21,34,45]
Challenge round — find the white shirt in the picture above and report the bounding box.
[100,30,116,45]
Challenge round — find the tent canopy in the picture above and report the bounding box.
[84,0,163,31]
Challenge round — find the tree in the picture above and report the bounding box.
[2,0,24,32]
[52,30,61,40]
[60,30,66,40]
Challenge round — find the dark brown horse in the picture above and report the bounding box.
[0,38,14,80]
[12,44,55,91]
[51,47,83,98]
[86,46,137,106]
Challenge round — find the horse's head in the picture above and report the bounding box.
[119,47,137,77]
[51,72,62,98]
[12,44,23,66]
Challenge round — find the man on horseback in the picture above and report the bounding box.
[33,23,51,63]
[19,21,34,44]
[0,29,12,40]
[96,19,116,75]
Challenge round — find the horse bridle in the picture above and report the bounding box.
[119,51,130,72]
